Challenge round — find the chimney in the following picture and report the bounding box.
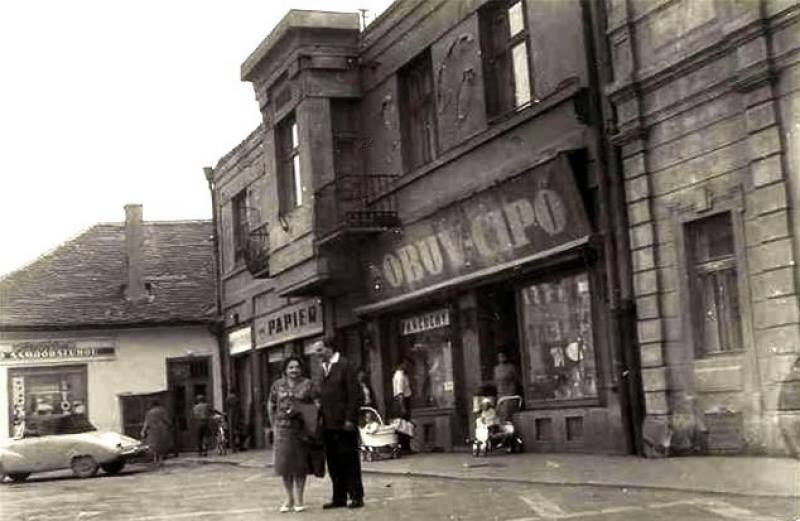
[124,204,145,300]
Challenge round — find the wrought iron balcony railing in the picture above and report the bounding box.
[315,174,400,243]
[243,221,270,278]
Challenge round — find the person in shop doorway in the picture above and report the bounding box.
[357,368,378,426]
[312,338,364,510]
[493,350,521,422]
[392,359,413,454]
[268,356,319,513]
[191,394,215,457]
[141,399,172,467]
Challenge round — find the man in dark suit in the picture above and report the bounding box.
[311,338,364,509]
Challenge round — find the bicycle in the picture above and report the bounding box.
[212,413,228,456]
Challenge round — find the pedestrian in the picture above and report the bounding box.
[191,394,214,457]
[225,392,240,452]
[493,350,521,421]
[312,338,364,509]
[357,368,376,408]
[268,356,318,513]
[141,399,172,466]
[392,359,413,453]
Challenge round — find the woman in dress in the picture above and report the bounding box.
[141,399,172,466]
[268,356,318,513]
[493,351,521,421]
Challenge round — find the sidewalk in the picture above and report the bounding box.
[179,449,800,498]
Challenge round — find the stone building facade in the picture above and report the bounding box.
[604,0,800,454]
[212,0,643,454]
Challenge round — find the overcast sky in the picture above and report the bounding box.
[0,0,392,277]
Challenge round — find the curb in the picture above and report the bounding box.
[179,457,798,499]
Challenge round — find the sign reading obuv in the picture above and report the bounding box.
[364,155,590,303]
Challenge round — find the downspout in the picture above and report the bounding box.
[204,166,229,406]
[581,0,644,455]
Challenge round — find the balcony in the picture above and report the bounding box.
[242,221,270,278]
[315,174,400,246]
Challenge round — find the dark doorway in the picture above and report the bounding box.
[477,284,521,389]
[167,357,212,452]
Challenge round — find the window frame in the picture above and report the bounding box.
[683,211,744,358]
[479,0,535,121]
[515,266,604,409]
[231,189,248,263]
[276,112,302,215]
[398,49,438,172]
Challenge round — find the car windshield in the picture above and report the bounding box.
[24,414,97,437]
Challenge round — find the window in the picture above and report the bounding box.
[9,365,88,437]
[519,272,598,403]
[232,189,248,262]
[331,99,361,178]
[277,113,303,213]
[398,309,455,409]
[687,212,742,356]
[480,0,534,119]
[399,50,437,171]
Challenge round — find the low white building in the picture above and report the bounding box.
[0,205,222,451]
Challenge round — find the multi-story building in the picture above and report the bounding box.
[0,205,222,451]
[605,0,800,455]
[211,0,642,455]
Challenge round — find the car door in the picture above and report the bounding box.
[6,435,48,473]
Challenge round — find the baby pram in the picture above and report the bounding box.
[358,407,401,461]
[470,395,524,457]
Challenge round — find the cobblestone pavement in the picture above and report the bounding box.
[1,462,797,521]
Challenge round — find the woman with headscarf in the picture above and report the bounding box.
[141,399,172,466]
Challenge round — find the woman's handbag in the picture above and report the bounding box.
[294,401,321,440]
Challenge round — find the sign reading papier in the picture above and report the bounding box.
[363,154,590,303]
[255,299,323,348]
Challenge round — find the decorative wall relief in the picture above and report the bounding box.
[432,20,486,152]
[436,34,477,123]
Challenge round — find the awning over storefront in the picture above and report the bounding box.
[355,152,592,315]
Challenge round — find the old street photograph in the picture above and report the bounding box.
[1,0,799,520]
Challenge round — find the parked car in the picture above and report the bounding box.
[0,413,147,482]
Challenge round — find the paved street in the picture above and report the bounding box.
[1,462,797,521]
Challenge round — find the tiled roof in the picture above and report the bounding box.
[0,221,217,328]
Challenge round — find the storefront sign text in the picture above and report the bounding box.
[1,341,115,361]
[400,309,450,336]
[255,299,323,348]
[363,155,590,303]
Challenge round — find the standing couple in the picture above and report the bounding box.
[267,338,364,513]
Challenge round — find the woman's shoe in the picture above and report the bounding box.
[279,504,292,513]
[293,506,306,512]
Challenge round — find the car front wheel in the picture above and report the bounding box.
[71,456,98,478]
[8,472,30,483]
[101,460,125,475]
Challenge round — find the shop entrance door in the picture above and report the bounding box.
[167,357,212,452]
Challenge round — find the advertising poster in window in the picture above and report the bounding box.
[519,272,598,402]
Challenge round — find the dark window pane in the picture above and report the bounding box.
[399,50,437,171]
[687,213,741,356]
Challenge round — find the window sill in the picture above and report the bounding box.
[695,349,746,360]
[522,397,600,410]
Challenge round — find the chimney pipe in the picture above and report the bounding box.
[124,204,145,300]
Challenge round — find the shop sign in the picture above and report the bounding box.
[400,309,450,336]
[228,327,252,356]
[254,299,323,348]
[0,341,115,362]
[363,154,590,304]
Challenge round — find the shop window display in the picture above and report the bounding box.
[519,272,598,402]
[399,311,455,410]
[8,365,88,437]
